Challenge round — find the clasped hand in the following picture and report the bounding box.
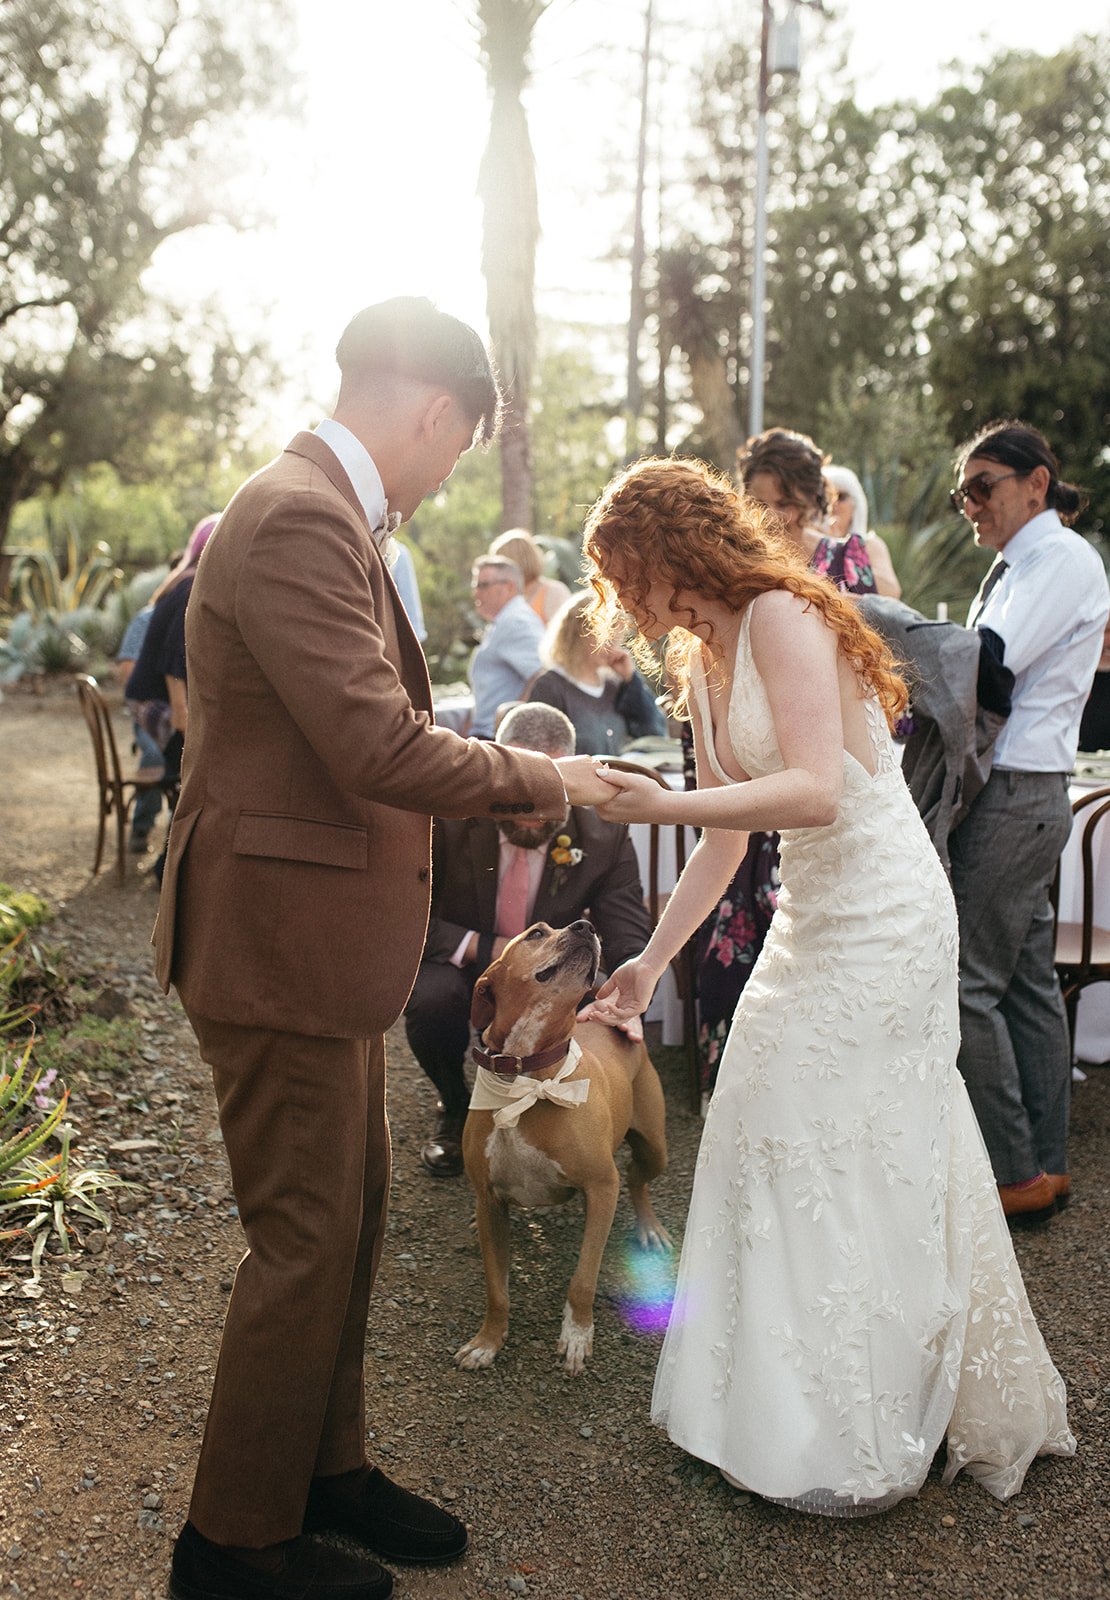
[556,757,672,822]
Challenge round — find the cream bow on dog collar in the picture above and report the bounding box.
[469,1040,589,1129]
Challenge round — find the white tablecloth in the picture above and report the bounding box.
[1060,780,1110,1063]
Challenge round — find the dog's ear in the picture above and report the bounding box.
[470,977,496,1033]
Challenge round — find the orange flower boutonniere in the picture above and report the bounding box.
[548,833,585,894]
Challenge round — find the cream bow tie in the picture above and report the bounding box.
[375,505,402,564]
[469,1040,589,1129]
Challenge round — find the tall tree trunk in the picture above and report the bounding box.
[476,0,545,532]
[0,446,32,560]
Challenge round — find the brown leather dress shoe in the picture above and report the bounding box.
[998,1172,1056,1228]
[1047,1172,1070,1210]
[304,1465,467,1565]
[420,1107,465,1177]
[168,1520,393,1600]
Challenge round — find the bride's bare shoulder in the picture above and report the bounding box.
[748,587,821,633]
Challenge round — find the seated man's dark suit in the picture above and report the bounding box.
[405,807,651,1124]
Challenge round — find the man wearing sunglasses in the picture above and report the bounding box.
[467,554,544,737]
[947,421,1108,1228]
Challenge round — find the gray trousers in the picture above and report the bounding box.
[948,768,1073,1184]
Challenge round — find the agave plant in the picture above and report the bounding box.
[6,1124,135,1275]
[12,527,121,622]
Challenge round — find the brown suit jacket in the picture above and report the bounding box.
[153,432,565,1037]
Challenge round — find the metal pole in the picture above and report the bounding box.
[625,0,653,460]
[748,0,771,440]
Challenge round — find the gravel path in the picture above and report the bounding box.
[1,689,1108,1600]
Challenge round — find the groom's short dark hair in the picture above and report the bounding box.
[336,297,502,444]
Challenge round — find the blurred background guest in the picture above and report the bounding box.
[489,527,571,624]
[948,421,1108,1225]
[825,463,902,598]
[115,565,177,854]
[467,555,544,737]
[740,427,878,596]
[525,591,666,756]
[125,513,219,879]
[404,703,650,1175]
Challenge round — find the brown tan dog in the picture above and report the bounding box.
[454,918,670,1376]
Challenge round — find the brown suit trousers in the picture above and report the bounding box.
[183,1010,390,1547]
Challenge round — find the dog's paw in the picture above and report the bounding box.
[453,1336,501,1370]
[636,1220,673,1252]
[557,1303,594,1375]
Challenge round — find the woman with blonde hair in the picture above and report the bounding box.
[824,463,902,598]
[581,456,1073,1516]
[525,591,666,756]
[489,528,570,624]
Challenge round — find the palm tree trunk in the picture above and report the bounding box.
[475,0,546,531]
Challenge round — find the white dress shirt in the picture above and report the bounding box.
[313,419,397,548]
[970,508,1109,772]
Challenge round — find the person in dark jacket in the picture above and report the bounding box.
[125,515,219,880]
[405,702,651,1175]
[526,591,666,757]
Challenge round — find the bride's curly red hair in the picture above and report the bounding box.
[583,456,907,725]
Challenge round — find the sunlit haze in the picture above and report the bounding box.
[147,0,1108,442]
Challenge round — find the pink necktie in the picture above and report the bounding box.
[496,845,532,939]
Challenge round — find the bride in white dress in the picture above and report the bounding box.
[581,457,1074,1516]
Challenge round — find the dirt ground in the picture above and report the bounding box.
[0,686,1108,1600]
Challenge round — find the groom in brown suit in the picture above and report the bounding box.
[156,299,612,1600]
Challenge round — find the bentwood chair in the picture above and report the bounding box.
[75,675,165,885]
[604,758,702,1113]
[1052,785,1110,1057]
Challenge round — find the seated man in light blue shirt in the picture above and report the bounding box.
[467,554,544,737]
[948,420,1110,1227]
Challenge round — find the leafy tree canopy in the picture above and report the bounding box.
[659,31,1109,533]
[0,0,295,551]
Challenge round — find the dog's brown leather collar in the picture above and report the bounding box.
[471,1038,574,1079]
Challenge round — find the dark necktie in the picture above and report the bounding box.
[969,559,1009,627]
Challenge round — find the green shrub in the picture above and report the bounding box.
[0,887,49,944]
[0,931,139,1279]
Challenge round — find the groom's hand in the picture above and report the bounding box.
[556,755,621,808]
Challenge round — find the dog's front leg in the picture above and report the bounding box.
[558,1167,620,1375]
[454,1187,511,1370]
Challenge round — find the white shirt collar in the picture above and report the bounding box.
[313,419,400,548]
[999,507,1063,569]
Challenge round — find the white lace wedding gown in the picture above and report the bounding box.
[651,607,1075,1515]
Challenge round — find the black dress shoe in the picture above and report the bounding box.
[303,1465,468,1566]
[168,1520,393,1599]
[420,1132,464,1176]
[420,1107,465,1177]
